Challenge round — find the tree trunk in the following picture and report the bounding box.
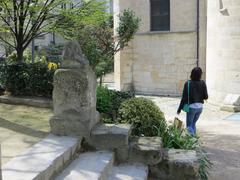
[16,48,24,63]
[99,75,103,86]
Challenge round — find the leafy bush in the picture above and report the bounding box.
[118,97,167,136]
[162,126,199,150]
[96,86,134,122]
[6,49,32,64]
[0,63,55,98]
[97,86,113,114]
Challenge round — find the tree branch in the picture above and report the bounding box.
[0,35,15,49]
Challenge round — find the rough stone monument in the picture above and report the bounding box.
[50,41,99,138]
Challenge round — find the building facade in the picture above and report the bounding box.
[114,0,240,109]
[206,0,240,110]
[114,0,207,96]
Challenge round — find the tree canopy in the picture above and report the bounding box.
[0,0,66,62]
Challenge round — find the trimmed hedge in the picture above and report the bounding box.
[97,86,134,121]
[118,97,167,137]
[0,63,55,98]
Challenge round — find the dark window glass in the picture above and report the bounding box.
[150,0,170,31]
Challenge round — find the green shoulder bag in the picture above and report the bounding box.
[183,80,190,113]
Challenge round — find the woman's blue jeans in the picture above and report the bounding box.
[186,108,203,135]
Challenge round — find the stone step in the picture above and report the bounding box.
[2,134,81,180]
[128,137,163,165]
[90,124,132,150]
[107,163,148,180]
[55,151,114,180]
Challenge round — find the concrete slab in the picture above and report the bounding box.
[55,151,114,180]
[2,134,80,180]
[90,124,132,149]
[107,163,148,180]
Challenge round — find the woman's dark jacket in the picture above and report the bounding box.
[177,80,208,113]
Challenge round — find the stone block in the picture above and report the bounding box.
[90,124,132,150]
[149,149,200,180]
[107,163,148,180]
[167,149,199,178]
[128,137,163,165]
[115,146,129,163]
[50,41,99,138]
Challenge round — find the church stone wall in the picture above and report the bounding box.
[207,0,240,105]
[114,0,207,95]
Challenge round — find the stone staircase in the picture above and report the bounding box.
[1,123,199,180]
[55,151,115,180]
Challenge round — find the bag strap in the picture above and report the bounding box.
[187,80,190,105]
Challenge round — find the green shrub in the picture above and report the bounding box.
[0,63,55,98]
[162,125,199,150]
[97,86,113,115]
[96,86,134,122]
[118,97,167,136]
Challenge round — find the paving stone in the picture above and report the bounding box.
[55,151,114,180]
[2,134,80,180]
[90,124,132,149]
[107,163,148,180]
[128,137,163,165]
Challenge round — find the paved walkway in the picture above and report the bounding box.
[144,96,240,180]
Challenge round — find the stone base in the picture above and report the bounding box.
[50,109,99,138]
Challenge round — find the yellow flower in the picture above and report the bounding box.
[48,62,58,70]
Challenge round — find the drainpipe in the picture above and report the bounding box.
[196,0,200,67]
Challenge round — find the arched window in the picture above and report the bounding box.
[150,0,170,31]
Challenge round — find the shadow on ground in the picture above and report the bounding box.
[200,132,240,180]
[0,118,48,139]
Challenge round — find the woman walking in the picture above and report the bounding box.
[177,67,208,135]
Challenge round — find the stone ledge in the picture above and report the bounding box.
[2,134,82,180]
[90,123,132,150]
[0,95,52,108]
[128,137,163,165]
